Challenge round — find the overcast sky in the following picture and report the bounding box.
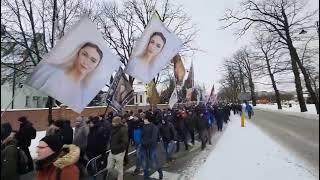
[174,0,319,94]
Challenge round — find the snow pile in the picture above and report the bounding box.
[193,116,317,180]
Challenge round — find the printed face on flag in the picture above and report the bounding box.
[173,54,185,86]
[125,13,182,84]
[25,17,120,113]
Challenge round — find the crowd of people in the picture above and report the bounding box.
[1,102,254,180]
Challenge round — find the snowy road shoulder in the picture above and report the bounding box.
[193,115,318,180]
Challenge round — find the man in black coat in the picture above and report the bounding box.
[159,118,176,162]
[15,116,36,172]
[195,111,209,150]
[61,120,73,144]
[140,112,163,180]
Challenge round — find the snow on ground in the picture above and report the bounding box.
[193,114,318,180]
[29,131,46,159]
[255,104,318,120]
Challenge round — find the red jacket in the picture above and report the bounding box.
[36,144,80,180]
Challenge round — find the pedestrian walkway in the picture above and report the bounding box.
[194,114,317,180]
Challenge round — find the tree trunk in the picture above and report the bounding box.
[12,63,16,109]
[239,68,246,92]
[293,48,319,114]
[266,58,282,109]
[248,77,257,106]
[288,47,307,112]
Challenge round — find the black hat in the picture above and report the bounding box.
[40,135,63,153]
[18,116,28,123]
[1,123,12,141]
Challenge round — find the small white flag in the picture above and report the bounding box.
[169,88,178,109]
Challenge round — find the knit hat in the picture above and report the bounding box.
[40,135,63,153]
[112,116,122,126]
[18,116,28,123]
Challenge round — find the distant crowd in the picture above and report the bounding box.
[1,102,253,180]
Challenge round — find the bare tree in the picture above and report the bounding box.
[233,47,259,106]
[1,0,82,122]
[253,32,291,109]
[220,59,242,103]
[220,0,319,113]
[92,0,198,85]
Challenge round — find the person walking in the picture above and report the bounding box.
[15,116,36,173]
[35,135,80,180]
[131,113,144,175]
[185,109,196,145]
[245,101,254,119]
[140,112,163,180]
[1,122,19,180]
[196,110,209,150]
[73,116,89,177]
[159,117,176,163]
[107,116,128,180]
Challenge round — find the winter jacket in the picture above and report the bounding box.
[1,136,19,180]
[109,124,128,155]
[196,113,209,131]
[159,121,176,142]
[60,122,73,145]
[141,123,158,148]
[185,113,196,131]
[16,121,36,148]
[86,123,108,159]
[36,144,80,180]
[73,121,89,152]
[94,119,112,150]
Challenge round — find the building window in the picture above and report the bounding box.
[43,97,48,106]
[25,96,30,107]
[140,95,143,103]
[33,96,40,108]
[135,94,138,104]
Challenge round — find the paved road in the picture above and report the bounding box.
[250,109,319,173]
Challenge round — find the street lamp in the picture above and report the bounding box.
[299,21,319,38]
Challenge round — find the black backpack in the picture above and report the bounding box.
[16,147,30,174]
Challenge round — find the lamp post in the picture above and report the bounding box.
[299,21,319,38]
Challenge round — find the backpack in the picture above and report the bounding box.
[133,128,142,145]
[16,147,30,175]
[29,126,36,139]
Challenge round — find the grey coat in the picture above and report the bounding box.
[73,121,89,151]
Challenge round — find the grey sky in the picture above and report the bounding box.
[175,0,319,94]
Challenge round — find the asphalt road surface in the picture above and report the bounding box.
[250,109,319,174]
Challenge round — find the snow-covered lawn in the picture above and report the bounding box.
[256,104,317,114]
[255,104,318,120]
[193,115,318,180]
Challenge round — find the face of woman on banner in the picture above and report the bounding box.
[74,43,103,77]
[145,32,166,62]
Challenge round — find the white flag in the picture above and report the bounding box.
[169,88,178,109]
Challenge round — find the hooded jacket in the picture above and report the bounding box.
[36,144,80,180]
